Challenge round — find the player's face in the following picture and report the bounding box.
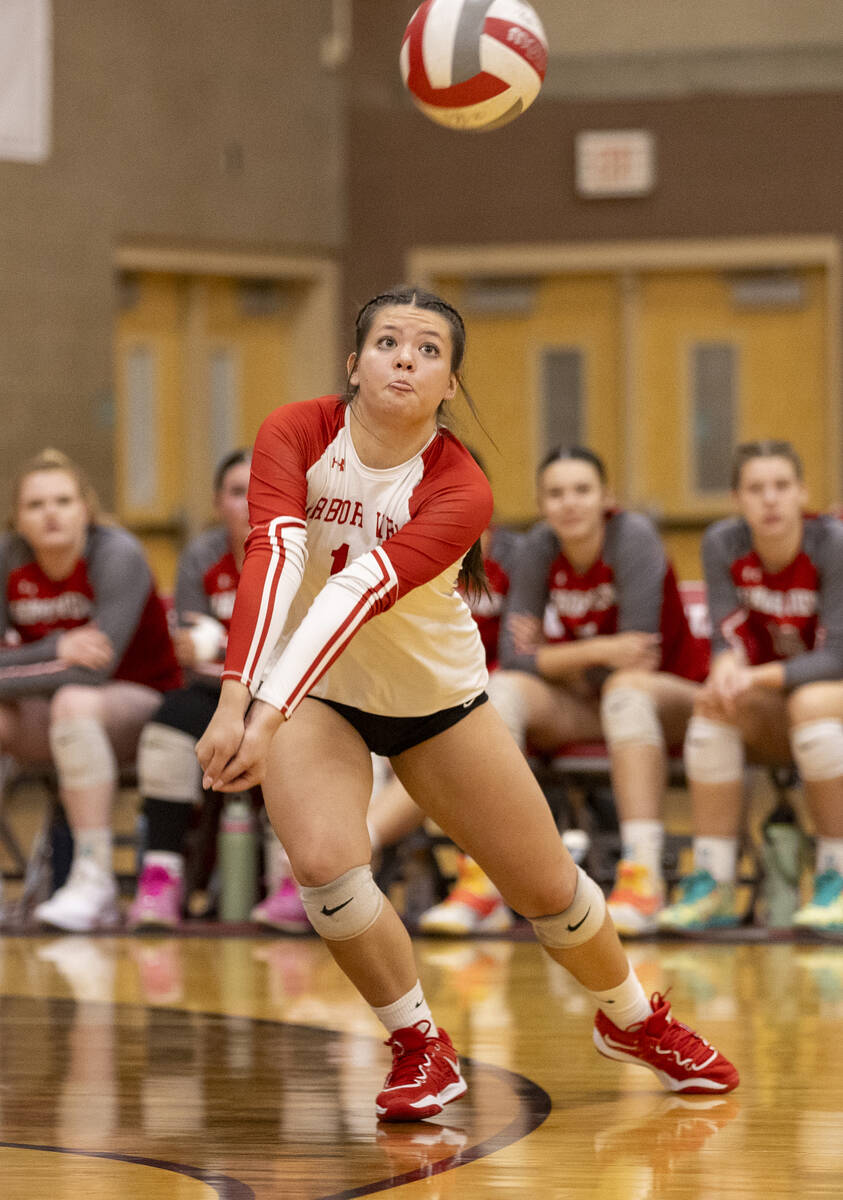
[215,461,251,546]
[15,470,89,556]
[348,305,458,430]
[538,459,607,545]
[734,455,806,538]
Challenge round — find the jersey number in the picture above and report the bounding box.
[330,543,350,575]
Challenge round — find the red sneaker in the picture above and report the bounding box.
[375,1021,467,1122]
[593,992,739,1094]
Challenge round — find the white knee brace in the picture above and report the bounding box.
[601,686,665,749]
[487,671,528,750]
[684,716,744,784]
[791,719,843,782]
[530,866,607,949]
[137,722,202,802]
[300,864,385,941]
[49,716,118,790]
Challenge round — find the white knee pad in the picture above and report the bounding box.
[487,671,528,750]
[601,686,665,749]
[137,722,202,802]
[300,864,385,941]
[684,716,744,784]
[49,716,118,790]
[791,719,843,782]
[530,866,607,949]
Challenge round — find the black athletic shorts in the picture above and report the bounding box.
[311,691,488,758]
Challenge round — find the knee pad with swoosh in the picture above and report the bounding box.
[299,864,385,941]
[530,866,607,949]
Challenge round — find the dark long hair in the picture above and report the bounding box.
[347,285,488,596]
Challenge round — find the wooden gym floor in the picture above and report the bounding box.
[1,931,842,1199]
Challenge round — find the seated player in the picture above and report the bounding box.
[469,447,709,936]
[659,440,843,933]
[128,449,308,931]
[0,448,180,930]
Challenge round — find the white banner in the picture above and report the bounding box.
[0,0,51,162]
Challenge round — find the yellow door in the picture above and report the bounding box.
[115,272,296,589]
[634,267,830,577]
[433,273,623,525]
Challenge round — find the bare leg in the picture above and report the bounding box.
[50,683,162,831]
[788,682,843,838]
[368,771,426,849]
[602,670,699,822]
[393,702,630,991]
[691,690,791,838]
[260,699,420,1007]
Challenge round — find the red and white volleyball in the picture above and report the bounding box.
[400,0,548,132]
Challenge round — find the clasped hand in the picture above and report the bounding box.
[196,697,285,792]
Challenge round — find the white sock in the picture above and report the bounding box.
[73,828,113,875]
[815,838,843,876]
[587,967,651,1029]
[619,819,665,879]
[693,836,738,884]
[143,850,184,877]
[372,980,435,1035]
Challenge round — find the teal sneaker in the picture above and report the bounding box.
[657,870,742,932]
[793,869,843,933]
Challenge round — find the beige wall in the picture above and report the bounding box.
[0,0,344,511]
[541,0,843,54]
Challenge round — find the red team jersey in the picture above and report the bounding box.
[223,396,494,718]
[173,526,241,681]
[464,527,521,669]
[501,510,709,683]
[0,525,181,695]
[702,514,843,687]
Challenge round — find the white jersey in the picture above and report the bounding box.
[224,395,493,718]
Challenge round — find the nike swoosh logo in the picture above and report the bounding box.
[567,906,590,932]
[414,999,424,1007]
[321,897,353,917]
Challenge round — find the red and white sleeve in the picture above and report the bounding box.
[222,399,337,692]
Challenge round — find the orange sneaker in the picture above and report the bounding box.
[418,856,513,935]
[607,860,666,936]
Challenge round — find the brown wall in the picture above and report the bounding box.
[346,5,843,326]
[1,0,344,509]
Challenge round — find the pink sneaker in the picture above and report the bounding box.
[128,864,184,931]
[250,877,310,933]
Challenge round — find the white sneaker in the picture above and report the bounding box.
[34,859,121,932]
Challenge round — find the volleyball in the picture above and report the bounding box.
[400,0,548,132]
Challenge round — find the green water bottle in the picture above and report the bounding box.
[219,795,257,921]
[761,801,804,928]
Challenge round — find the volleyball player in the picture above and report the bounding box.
[0,449,180,930]
[196,286,737,1121]
[659,441,843,932]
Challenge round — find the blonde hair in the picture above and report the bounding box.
[9,448,102,530]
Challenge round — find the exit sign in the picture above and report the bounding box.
[575,130,656,198]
